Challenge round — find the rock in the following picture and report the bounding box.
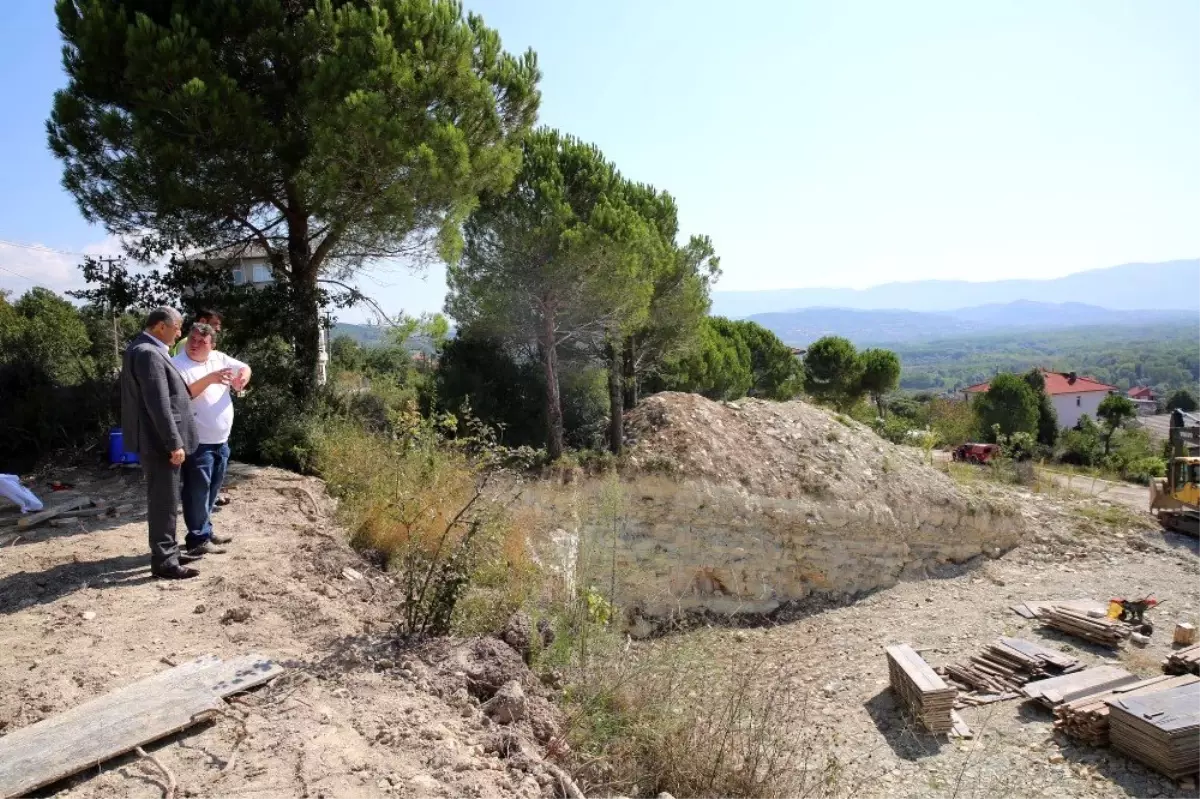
[220,607,252,625]
[1131,633,1150,646]
[342,566,363,581]
[445,638,532,700]
[501,612,535,660]
[1048,753,1065,764]
[821,682,836,698]
[482,680,526,724]
[193,603,207,614]
[536,617,555,647]
[657,793,676,799]
[525,695,565,743]
[80,611,96,621]
[406,774,443,795]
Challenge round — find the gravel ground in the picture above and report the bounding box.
[658,486,1200,799]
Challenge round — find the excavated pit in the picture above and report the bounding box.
[524,392,1026,635]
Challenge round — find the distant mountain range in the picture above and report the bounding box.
[332,322,448,354]
[712,259,1200,318]
[748,301,1197,347]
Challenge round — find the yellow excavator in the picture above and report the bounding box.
[1150,409,1200,536]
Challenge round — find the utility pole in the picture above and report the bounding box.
[95,257,121,371]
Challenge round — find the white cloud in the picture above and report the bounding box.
[0,236,128,299]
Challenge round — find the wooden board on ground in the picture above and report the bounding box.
[886,644,955,734]
[1017,599,1109,619]
[0,654,281,799]
[1054,674,1200,745]
[16,496,92,530]
[1023,666,1141,709]
[949,710,973,739]
[1109,682,1200,780]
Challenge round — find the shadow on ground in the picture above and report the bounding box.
[862,688,947,761]
[0,554,152,614]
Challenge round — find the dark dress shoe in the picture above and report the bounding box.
[179,551,203,563]
[152,565,200,580]
[186,540,227,556]
[210,533,233,545]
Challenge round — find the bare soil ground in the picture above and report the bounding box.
[0,464,562,799]
[1,460,1197,799]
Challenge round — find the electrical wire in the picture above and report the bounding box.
[0,238,90,258]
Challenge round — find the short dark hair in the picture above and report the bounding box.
[196,309,222,323]
[145,306,181,329]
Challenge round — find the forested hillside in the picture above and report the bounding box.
[895,323,1199,394]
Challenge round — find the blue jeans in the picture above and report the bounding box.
[181,442,229,549]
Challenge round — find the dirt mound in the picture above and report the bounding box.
[625,391,951,502]
[525,392,1027,627]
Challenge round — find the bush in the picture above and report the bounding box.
[928,397,977,446]
[314,412,534,637]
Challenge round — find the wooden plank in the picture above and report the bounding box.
[0,682,221,798]
[949,710,973,739]
[0,655,282,799]
[1010,603,1036,619]
[1023,666,1139,706]
[16,496,92,530]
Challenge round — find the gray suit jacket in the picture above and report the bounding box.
[120,331,199,457]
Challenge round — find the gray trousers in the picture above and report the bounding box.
[140,448,182,570]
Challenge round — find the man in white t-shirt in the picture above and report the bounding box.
[171,322,251,556]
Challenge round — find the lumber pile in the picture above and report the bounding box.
[1023,666,1141,710]
[1054,674,1200,745]
[1041,605,1131,647]
[1164,644,1200,676]
[1109,682,1200,780]
[886,644,955,734]
[939,637,1083,705]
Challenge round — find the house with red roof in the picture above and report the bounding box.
[1126,386,1157,415]
[962,369,1118,429]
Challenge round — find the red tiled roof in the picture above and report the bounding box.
[963,369,1117,396]
[1127,386,1154,400]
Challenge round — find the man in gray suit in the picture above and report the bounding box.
[121,307,202,579]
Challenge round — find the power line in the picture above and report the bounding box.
[0,239,91,258]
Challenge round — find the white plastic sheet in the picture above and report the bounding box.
[0,474,43,513]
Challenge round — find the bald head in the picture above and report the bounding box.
[145,306,183,346]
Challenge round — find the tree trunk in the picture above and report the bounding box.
[286,199,320,402]
[622,336,638,409]
[875,393,886,419]
[608,341,624,455]
[540,309,565,461]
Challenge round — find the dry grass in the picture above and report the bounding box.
[559,637,869,799]
[315,419,536,635]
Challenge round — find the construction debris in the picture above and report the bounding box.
[886,643,955,734]
[1040,605,1132,647]
[1109,682,1200,780]
[1164,644,1200,676]
[1053,674,1200,745]
[16,496,94,530]
[1011,599,1108,620]
[1174,622,1197,647]
[939,637,1083,705]
[1022,666,1141,710]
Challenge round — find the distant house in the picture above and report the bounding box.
[1126,386,1157,415]
[186,244,330,386]
[962,369,1118,429]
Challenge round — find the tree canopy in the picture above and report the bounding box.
[49,0,540,398]
[1167,389,1198,413]
[802,336,864,411]
[859,348,901,417]
[1096,394,1137,455]
[974,373,1039,440]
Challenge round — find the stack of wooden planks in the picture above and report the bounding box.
[886,644,956,734]
[1054,674,1200,745]
[1023,665,1141,710]
[939,637,1084,705]
[1109,682,1200,780]
[1164,644,1200,676]
[1041,605,1131,647]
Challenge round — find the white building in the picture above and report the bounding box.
[187,245,329,386]
[963,369,1118,430]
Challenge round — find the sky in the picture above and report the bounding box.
[1,0,1197,323]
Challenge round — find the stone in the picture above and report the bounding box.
[80,611,96,621]
[1048,753,1065,764]
[501,611,535,659]
[481,680,526,725]
[193,603,207,614]
[220,607,252,624]
[342,566,363,581]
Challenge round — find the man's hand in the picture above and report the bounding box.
[231,366,252,392]
[169,448,186,466]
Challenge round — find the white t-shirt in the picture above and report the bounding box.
[171,350,249,445]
